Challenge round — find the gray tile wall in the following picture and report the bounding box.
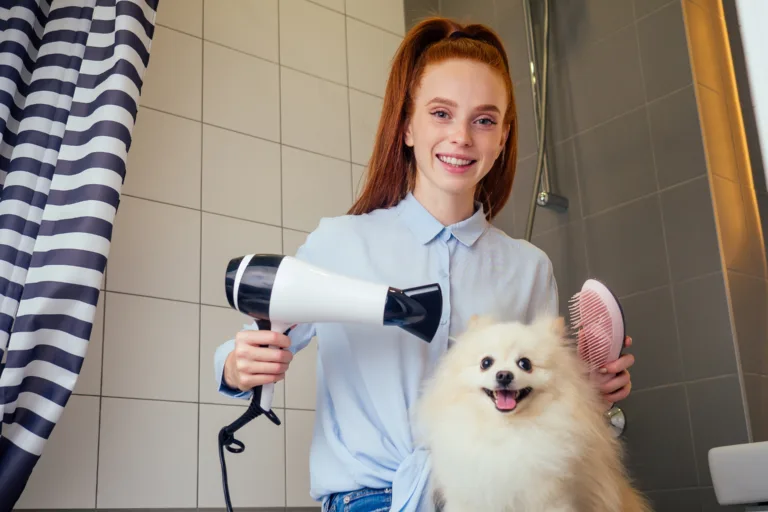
[721,0,768,446]
[405,0,768,510]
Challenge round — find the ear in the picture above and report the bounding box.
[531,315,566,338]
[404,118,415,148]
[466,314,496,332]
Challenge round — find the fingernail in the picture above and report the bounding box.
[599,367,608,374]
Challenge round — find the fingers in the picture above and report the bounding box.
[236,330,292,349]
[231,329,294,391]
[599,370,630,395]
[603,379,631,403]
[600,353,635,375]
[238,372,286,390]
[624,336,632,348]
[235,343,293,364]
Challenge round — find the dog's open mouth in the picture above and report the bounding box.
[483,387,532,412]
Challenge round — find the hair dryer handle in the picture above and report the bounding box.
[258,320,293,414]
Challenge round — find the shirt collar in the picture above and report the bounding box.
[395,192,488,247]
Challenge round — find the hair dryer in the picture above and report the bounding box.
[217,253,443,511]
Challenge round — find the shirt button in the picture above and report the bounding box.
[440,318,447,325]
[344,496,350,504]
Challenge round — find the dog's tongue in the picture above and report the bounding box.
[495,390,517,410]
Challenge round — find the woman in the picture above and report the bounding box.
[214,16,634,512]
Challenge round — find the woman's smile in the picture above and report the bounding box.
[436,152,478,174]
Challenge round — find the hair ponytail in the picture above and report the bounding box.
[347,17,517,221]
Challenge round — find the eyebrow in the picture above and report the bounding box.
[426,97,501,114]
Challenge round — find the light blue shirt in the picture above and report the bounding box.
[213,192,558,511]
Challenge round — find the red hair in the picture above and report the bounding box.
[347,17,517,221]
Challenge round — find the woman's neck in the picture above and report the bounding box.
[412,184,476,226]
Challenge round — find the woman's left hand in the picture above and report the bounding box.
[597,336,634,403]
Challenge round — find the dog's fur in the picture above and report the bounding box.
[414,315,652,512]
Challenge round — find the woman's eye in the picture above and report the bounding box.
[476,117,497,126]
[431,110,449,119]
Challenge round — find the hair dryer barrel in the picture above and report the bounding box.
[225,254,443,342]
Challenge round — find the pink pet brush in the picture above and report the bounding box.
[568,278,626,394]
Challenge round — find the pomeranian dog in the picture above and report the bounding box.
[414,314,651,512]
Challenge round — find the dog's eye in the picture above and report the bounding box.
[517,358,532,372]
[481,357,494,370]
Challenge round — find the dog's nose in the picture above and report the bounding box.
[496,370,513,386]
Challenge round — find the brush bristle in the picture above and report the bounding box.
[569,289,614,371]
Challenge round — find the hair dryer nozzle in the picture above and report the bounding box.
[383,284,443,342]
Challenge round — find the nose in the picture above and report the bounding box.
[451,122,472,146]
[496,371,513,386]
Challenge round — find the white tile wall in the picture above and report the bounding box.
[139,26,202,120]
[282,146,353,232]
[155,0,203,37]
[204,0,279,61]
[280,0,348,85]
[107,196,201,302]
[353,163,368,198]
[96,398,198,508]
[101,292,200,402]
[346,17,402,97]
[283,228,310,256]
[202,124,282,224]
[281,66,351,160]
[20,0,404,508]
[15,395,100,509]
[203,42,281,141]
[347,0,406,36]
[350,89,384,165]
[124,107,202,209]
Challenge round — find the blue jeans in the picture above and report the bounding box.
[323,487,392,512]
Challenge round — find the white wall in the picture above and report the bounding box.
[734,0,768,193]
[16,0,404,509]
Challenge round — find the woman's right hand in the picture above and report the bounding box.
[223,329,294,391]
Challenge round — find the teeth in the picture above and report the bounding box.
[438,155,473,166]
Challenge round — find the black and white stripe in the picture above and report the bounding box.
[0,0,158,508]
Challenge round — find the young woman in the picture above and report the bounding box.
[214,16,635,512]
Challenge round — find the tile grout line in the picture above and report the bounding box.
[545,81,694,148]
[138,103,362,165]
[72,391,318,411]
[159,1,403,39]
[120,193,315,233]
[94,283,108,507]
[569,140,592,277]
[633,0,677,23]
[529,173,710,240]
[277,0,289,506]
[156,22,387,100]
[641,8,701,473]
[196,3,205,506]
[632,372,741,394]
[632,9,663,193]
[344,7,354,208]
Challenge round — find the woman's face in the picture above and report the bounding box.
[405,58,509,204]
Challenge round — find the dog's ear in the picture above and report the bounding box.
[531,315,567,338]
[466,314,496,332]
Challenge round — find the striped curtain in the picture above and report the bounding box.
[0,0,158,508]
